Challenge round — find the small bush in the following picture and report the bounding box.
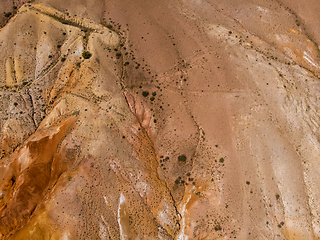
[57,44,61,48]
[142,91,149,97]
[61,57,66,62]
[214,224,222,231]
[219,157,224,163]
[116,52,122,59]
[106,24,113,29]
[178,154,187,162]
[82,51,92,59]
[124,61,129,66]
[246,181,250,185]
[4,12,11,18]
[13,102,18,106]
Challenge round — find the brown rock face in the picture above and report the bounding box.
[1,0,320,239]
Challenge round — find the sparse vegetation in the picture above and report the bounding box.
[214,224,222,231]
[51,14,69,25]
[82,51,92,59]
[175,177,181,185]
[4,12,12,18]
[116,52,122,59]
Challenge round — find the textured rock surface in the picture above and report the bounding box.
[1,0,320,239]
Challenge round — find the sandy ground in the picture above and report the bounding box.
[0,0,320,239]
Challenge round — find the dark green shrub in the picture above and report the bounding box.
[116,52,121,59]
[214,224,222,231]
[61,57,66,62]
[82,51,92,59]
[4,12,11,18]
[178,154,187,162]
[142,91,149,97]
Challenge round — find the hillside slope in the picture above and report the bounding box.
[1,0,320,239]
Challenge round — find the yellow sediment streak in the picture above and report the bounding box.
[6,59,15,87]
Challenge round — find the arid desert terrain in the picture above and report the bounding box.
[1,0,320,239]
